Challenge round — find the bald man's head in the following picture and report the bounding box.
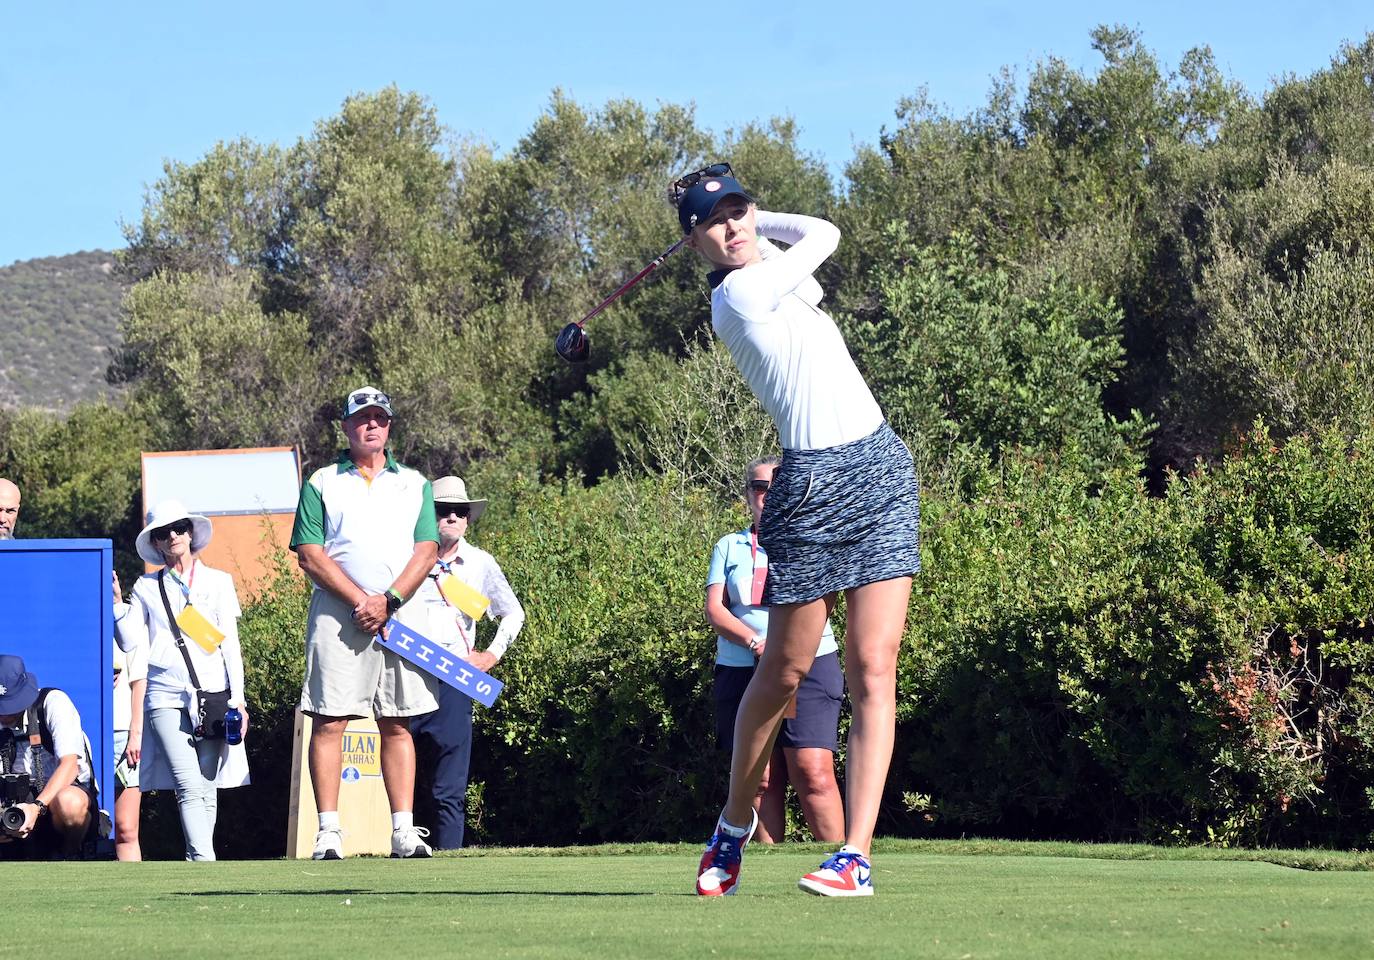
[0,478,20,539]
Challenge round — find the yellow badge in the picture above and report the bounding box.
[439,573,491,620]
[176,605,225,654]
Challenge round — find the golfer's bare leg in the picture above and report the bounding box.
[378,716,416,813]
[784,746,845,843]
[723,595,832,827]
[841,576,912,857]
[308,716,348,812]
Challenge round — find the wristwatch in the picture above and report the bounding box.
[385,588,404,614]
[34,799,48,818]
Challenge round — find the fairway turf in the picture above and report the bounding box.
[14,843,1374,958]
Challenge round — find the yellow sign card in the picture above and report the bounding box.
[439,573,491,620]
[176,605,225,654]
[340,727,381,777]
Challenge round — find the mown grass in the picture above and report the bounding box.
[12,842,1374,959]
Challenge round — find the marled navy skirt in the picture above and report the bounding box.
[759,421,921,605]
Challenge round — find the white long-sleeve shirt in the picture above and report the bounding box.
[416,537,525,660]
[710,211,883,451]
[114,561,245,710]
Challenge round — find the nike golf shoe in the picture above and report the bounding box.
[798,845,874,897]
[695,809,759,896]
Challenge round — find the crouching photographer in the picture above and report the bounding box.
[0,654,97,860]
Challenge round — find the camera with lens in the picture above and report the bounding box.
[0,728,35,837]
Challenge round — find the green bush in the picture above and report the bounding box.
[469,473,730,844]
[897,424,1374,846]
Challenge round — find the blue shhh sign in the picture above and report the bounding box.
[375,619,503,708]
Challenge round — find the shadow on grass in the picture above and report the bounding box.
[169,889,675,898]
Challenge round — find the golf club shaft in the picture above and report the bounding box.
[574,237,688,328]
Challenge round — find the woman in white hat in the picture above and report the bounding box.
[114,499,250,861]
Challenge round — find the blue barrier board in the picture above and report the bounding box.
[0,540,114,815]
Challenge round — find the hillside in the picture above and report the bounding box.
[0,249,124,410]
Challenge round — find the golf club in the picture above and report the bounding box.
[555,236,689,363]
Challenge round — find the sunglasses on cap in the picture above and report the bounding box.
[436,504,471,520]
[670,163,733,207]
[349,390,391,408]
[746,479,770,493]
[152,518,194,541]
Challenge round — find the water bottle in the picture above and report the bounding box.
[224,706,243,745]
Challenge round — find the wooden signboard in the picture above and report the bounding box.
[285,711,395,858]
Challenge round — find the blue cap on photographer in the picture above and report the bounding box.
[0,655,39,716]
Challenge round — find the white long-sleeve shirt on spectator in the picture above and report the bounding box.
[418,537,525,659]
[113,560,245,710]
[711,210,884,451]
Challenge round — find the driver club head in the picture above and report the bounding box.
[555,322,591,363]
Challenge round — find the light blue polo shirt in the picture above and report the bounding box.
[706,527,837,667]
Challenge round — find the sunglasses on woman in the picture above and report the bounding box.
[747,479,770,493]
[436,505,471,520]
[151,518,194,541]
[670,163,733,206]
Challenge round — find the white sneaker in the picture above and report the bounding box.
[390,825,433,859]
[312,827,344,860]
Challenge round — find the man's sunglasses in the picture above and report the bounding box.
[669,163,733,206]
[151,518,194,541]
[747,479,770,493]
[436,505,471,520]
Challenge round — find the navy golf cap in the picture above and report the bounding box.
[0,654,39,715]
[678,174,754,234]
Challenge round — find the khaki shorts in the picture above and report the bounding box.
[299,589,439,719]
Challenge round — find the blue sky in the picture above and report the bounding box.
[2,1,1370,266]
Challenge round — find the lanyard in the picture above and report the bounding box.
[166,560,197,604]
[433,552,462,606]
[748,528,767,606]
[432,554,474,651]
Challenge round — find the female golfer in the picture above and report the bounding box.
[679,164,920,897]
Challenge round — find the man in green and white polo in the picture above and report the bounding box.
[290,385,440,860]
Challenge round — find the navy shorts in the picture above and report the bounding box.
[713,651,844,752]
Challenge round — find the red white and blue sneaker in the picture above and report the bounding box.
[695,809,759,896]
[798,845,874,897]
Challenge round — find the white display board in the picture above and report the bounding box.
[141,447,301,516]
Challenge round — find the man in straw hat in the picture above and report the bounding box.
[290,386,440,859]
[0,655,97,859]
[411,475,525,850]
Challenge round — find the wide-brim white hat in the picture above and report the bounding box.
[432,476,487,523]
[135,499,213,567]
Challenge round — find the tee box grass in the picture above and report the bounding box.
[11,840,1374,958]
